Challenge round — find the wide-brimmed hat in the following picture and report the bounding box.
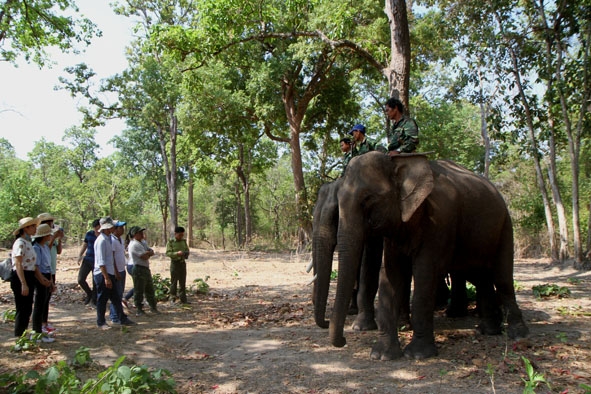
[13,217,41,235]
[33,223,53,239]
[129,226,146,237]
[37,212,55,222]
[99,217,115,230]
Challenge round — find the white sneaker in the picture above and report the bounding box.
[30,332,55,343]
[41,336,55,343]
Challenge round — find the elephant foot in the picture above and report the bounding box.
[370,339,403,360]
[477,318,502,336]
[403,338,438,360]
[507,322,529,339]
[351,315,377,331]
[347,305,359,315]
[331,336,347,348]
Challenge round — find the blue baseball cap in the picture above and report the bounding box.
[348,124,366,135]
[114,220,127,227]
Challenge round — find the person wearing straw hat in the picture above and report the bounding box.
[31,223,56,343]
[37,212,63,333]
[10,217,52,338]
[93,217,136,329]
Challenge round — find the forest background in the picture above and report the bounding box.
[0,0,590,266]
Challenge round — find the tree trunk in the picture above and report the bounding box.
[235,180,243,248]
[187,168,194,248]
[477,63,494,179]
[168,109,179,234]
[281,75,314,252]
[383,0,411,109]
[495,12,559,261]
[546,128,570,261]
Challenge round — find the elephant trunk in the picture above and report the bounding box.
[312,228,336,329]
[330,229,364,347]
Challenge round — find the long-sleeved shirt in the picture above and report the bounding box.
[387,115,419,153]
[166,238,190,264]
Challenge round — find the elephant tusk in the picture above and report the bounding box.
[307,274,317,285]
[306,258,314,273]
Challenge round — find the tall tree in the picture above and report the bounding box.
[0,0,97,66]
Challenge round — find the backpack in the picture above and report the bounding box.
[0,257,12,281]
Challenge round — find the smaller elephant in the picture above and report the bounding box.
[311,178,382,332]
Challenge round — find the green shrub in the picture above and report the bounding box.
[532,283,570,299]
[191,276,210,294]
[0,348,176,394]
[152,273,171,301]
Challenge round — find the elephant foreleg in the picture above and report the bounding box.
[370,265,404,360]
[404,260,439,360]
[352,236,381,331]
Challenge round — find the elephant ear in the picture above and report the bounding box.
[394,155,434,222]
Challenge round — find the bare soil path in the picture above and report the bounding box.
[1,247,590,393]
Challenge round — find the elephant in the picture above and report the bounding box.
[311,178,383,332]
[330,152,529,360]
[311,178,455,332]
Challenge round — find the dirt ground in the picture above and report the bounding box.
[1,246,590,393]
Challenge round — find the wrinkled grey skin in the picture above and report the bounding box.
[312,178,383,331]
[331,152,529,360]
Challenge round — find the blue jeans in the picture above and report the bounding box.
[109,270,126,323]
[94,273,125,326]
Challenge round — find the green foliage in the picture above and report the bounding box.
[521,356,550,393]
[191,276,210,295]
[2,308,16,322]
[465,282,477,302]
[414,98,485,173]
[12,331,40,352]
[73,346,92,367]
[330,269,338,281]
[555,332,568,343]
[82,356,176,394]
[0,349,176,394]
[532,284,571,299]
[152,273,171,302]
[556,305,591,317]
[580,383,591,393]
[514,280,524,292]
[0,0,99,66]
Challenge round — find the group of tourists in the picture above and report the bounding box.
[339,97,419,175]
[9,214,63,343]
[8,214,191,342]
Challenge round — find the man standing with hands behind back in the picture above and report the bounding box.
[385,97,419,156]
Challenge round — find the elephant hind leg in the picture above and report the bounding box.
[496,282,529,339]
[446,273,469,318]
[474,279,503,335]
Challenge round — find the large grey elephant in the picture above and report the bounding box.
[311,178,382,331]
[330,152,529,360]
